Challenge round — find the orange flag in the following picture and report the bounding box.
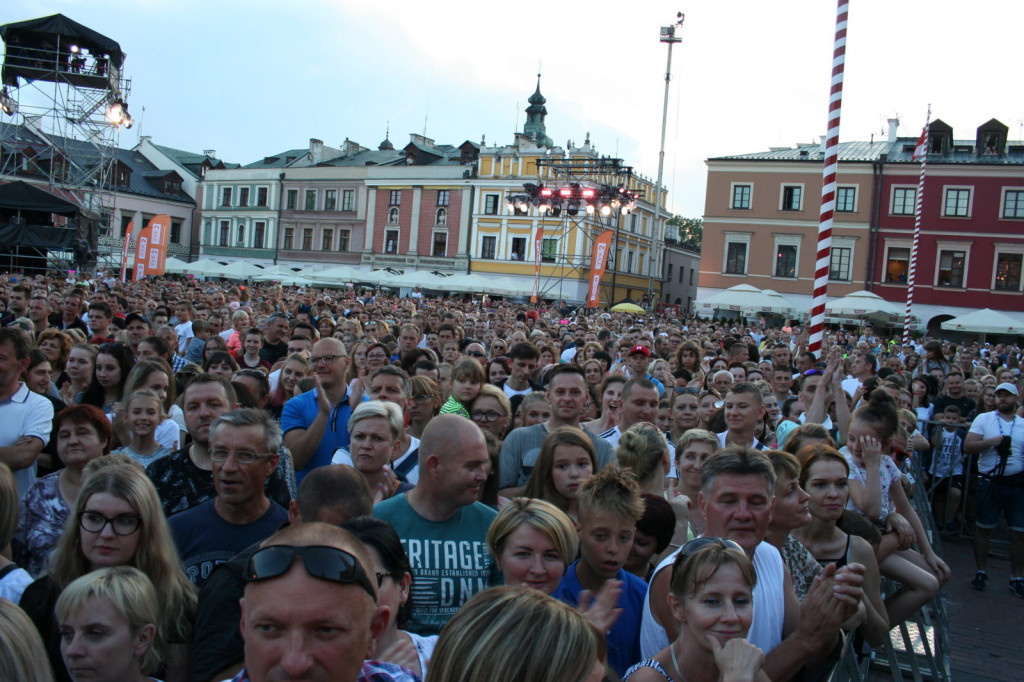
[134,214,170,280]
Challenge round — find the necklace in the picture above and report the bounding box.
[669,642,687,682]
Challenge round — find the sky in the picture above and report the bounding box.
[3,0,1023,217]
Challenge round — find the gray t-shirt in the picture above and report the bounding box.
[499,422,615,489]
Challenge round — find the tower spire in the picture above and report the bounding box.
[523,72,552,148]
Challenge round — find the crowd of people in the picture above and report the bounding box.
[0,268,1021,682]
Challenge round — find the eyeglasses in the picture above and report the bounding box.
[411,394,435,404]
[471,410,505,422]
[366,353,388,361]
[246,545,378,600]
[210,448,275,464]
[467,350,486,358]
[80,511,142,536]
[309,354,343,366]
[674,387,699,395]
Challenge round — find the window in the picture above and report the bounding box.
[667,263,673,281]
[305,190,317,211]
[626,251,635,274]
[943,187,971,217]
[322,229,333,251]
[283,228,294,250]
[630,214,639,233]
[302,229,313,250]
[1002,189,1024,219]
[690,269,695,285]
[774,245,797,278]
[481,235,497,259]
[781,185,802,211]
[236,224,245,244]
[542,238,557,263]
[325,189,337,211]
[338,229,350,252]
[385,230,399,254]
[995,253,1023,291]
[120,214,132,237]
[437,190,450,206]
[936,249,966,287]
[435,208,447,226]
[836,186,856,212]
[830,247,852,281]
[511,237,526,261]
[484,194,499,215]
[257,187,268,206]
[731,184,751,209]
[286,190,298,210]
[679,266,684,283]
[221,187,232,206]
[253,222,265,249]
[432,232,447,257]
[170,220,182,244]
[238,187,250,207]
[891,187,916,215]
[389,190,401,206]
[342,190,354,211]
[388,207,399,224]
[885,246,910,283]
[725,242,747,275]
[219,221,229,246]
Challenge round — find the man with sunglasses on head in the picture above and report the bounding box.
[235,522,418,682]
[642,446,864,681]
[169,408,288,588]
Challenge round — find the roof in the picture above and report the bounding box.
[0,13,124,66]
[0,122,195,203]
[243,148,311,169]
[710,139,890,163]
[885,138,1024,165]
[152,143,237,178]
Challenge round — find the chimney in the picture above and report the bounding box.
[343,138,362,156]
[887,118,899,141]
[818,136,826,152]
[409,133,435,148]
[140,135,152,144]
[203,149,216,158]
[309,138,324,164]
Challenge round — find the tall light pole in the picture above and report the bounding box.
[649,13,684,311]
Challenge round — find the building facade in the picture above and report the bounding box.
[698,118,1024,330]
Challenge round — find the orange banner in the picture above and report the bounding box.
[119,219,133,282]
[531,226,543,303]
[585,230,613,308]
[134,214,169,280]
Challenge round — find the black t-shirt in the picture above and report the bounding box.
[933,395,977,421]
[259,339,288,366]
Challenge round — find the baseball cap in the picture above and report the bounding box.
[629,345,651,357]
[995,382,1019,396]
[124,313,150,326]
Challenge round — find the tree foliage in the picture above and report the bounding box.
[667,215,703,248]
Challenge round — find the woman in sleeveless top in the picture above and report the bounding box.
[625,539,768,682]
[791,444,889,649]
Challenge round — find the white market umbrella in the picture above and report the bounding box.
[311,265,361,282]
[217,260,267,279]
[941,308,1024,334]
[181,259,225,277]
[825,290,903,318]
[698,284,788,315]
[163,256,189,274]
[252,272,317,287]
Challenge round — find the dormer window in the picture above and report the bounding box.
[976,119,1008,157]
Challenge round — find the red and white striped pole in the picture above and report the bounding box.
[903,107,931,344]
[808,0,849,358]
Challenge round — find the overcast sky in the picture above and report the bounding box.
[4,1,1022,217]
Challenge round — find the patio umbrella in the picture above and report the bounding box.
[163,256,189,274]
[697,284,786,315]
[181,259,224,277]
[611,302,646,313]
[218,261,266,279]
[940,308,1024,334]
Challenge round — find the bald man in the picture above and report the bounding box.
[373,415,501,636]
[282,337,352,481]
[236,522,417,682]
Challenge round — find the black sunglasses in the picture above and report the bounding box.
[246,545,378,601]
[674,387,699,395]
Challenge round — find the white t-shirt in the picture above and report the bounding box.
[0,383,54,498]
[175,320,194,354]
[969,410,1024,477]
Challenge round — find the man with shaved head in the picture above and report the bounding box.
[235,522,417,682]
[373,414,500,635]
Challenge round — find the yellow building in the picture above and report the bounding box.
[469,78,667,305]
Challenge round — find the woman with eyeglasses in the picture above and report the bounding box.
[470,385,512,448]
[19,455,196,682]
[76,343,135,413]
[343,516,436,679]
[14,406,112,578]
[624,539,767,682]
[349,342,392,409]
